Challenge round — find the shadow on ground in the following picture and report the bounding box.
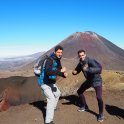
[105,104,124,119]
[30,101,46,122]
[60,95,98,117]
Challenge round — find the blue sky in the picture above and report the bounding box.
[0,0,124,57]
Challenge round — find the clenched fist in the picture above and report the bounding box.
[72,70,77,75]
[61,67,66,72]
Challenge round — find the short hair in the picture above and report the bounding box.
[78,50,86,54]
[55,45,63,52]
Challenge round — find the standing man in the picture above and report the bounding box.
[72,50,104,122]
[39,45,67,124]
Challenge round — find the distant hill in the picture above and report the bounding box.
[0,52,44,70]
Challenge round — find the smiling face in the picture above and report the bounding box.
[55,49,63,59]
[78,51,86,61]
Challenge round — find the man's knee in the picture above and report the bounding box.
[77,89,82,96]
[96,92,102,101]
[56,91,61,98]
[47,96,56,104]
[54,89,61,98]
[96,97,103,102]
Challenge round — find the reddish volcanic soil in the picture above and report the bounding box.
[0,90,123,124]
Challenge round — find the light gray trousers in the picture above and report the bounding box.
[41,84,61,123]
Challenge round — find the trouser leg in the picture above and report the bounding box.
[77,80,91,107]
[53,84,61,109]
[41,84,55,123]
[94,85,104,114]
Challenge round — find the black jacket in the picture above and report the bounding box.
[44,53,65,84]
[74,57,102,87]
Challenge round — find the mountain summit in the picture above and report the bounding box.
[46,31,124,70]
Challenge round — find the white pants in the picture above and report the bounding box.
[41,84,61,123]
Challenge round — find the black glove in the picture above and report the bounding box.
[48,84,57,92]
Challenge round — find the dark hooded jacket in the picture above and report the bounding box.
[74,57,102,87]
[44,53,65,85]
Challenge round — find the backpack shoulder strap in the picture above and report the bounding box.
[42,59,47,68]
[43,56,54,69]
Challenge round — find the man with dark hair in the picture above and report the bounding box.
[39,45,67,124]
[72,50,104,122]
[55,45,63,52]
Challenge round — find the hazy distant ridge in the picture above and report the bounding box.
[0,52,44,70]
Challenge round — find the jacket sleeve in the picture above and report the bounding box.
[57,59,62,70]
[74,63,82,74]
[86,59,101,74]
[57,61,66,77]
[45,58,64,77]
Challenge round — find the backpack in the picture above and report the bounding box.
[34,55,49,77]
[94,60,102,74]
[34,54,58,86]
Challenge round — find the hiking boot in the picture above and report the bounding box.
[78,106,89,112]
[45,121,54,124]
[97,113,104,122]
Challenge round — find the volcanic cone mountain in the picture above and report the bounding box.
[45,31,124,71]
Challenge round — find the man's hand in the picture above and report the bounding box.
[34,63,38,68]
[83,64,88,71]
[61,67,66,72]
[72,70,77,75]
[64,72,68,77]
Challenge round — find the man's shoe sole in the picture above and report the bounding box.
[98,119,104,122]
[78,109,89,112]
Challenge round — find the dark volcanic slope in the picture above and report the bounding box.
[45,31,124,70]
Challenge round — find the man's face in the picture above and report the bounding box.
[78,52,86,61]
[55,49,63,59]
